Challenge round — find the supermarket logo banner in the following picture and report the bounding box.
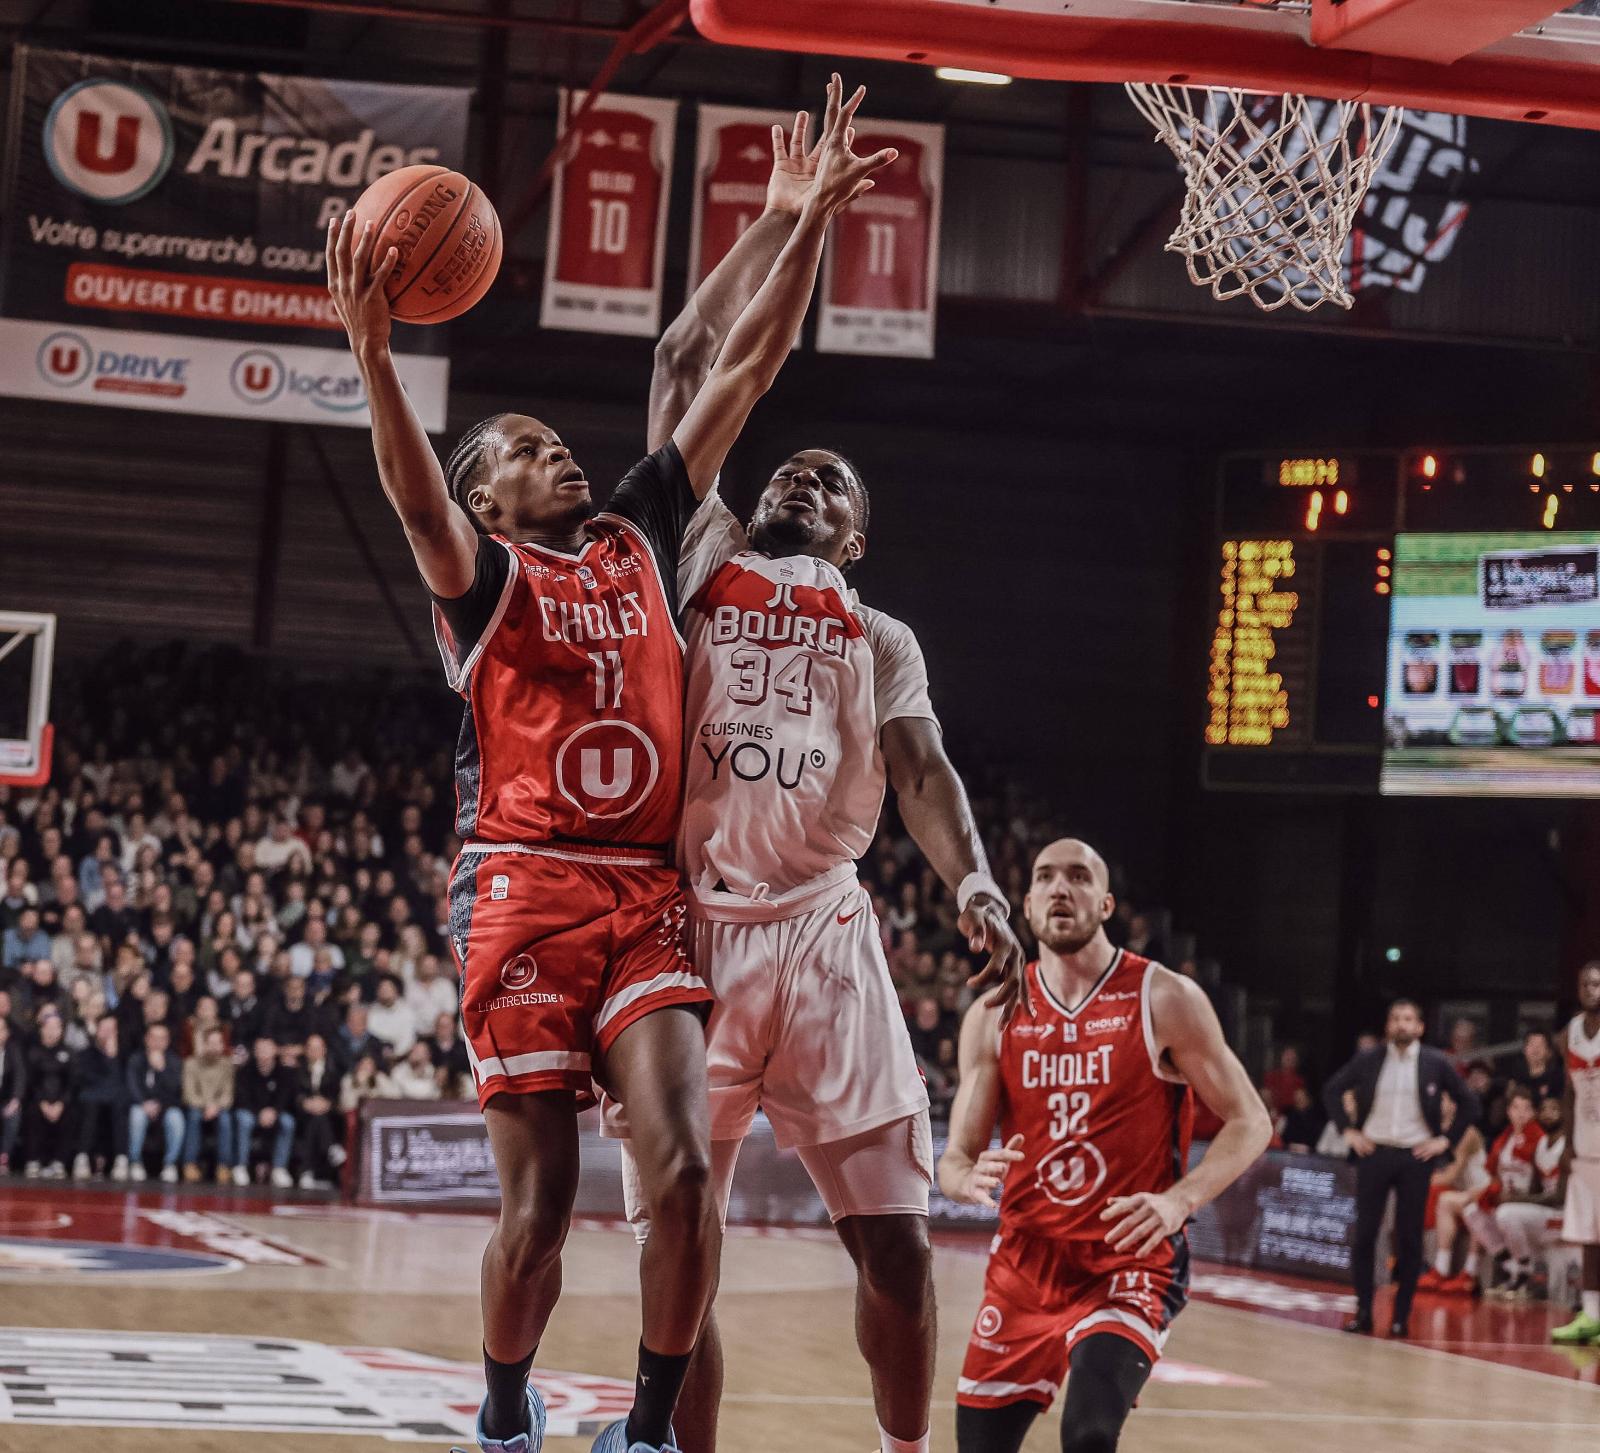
[1482,547,1600,611]
[0,45,468,426]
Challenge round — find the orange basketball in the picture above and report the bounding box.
[352,164,502,325]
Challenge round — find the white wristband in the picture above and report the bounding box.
[956,871,1008,916]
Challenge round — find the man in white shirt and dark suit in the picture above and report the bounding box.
[1323,998,1480,1338]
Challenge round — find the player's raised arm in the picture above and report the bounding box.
[881,718,1029,1018]
[670,75,896,497]
[1101,970,1272,1255]
[326,210,478,598]
[938,997,1024,1205]
[647,111,818,452]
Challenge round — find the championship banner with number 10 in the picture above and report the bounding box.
[541,90,677,337]
[817,118,944,359]
[687,104,794,292]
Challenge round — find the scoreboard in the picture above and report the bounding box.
[1203,448,1600,791]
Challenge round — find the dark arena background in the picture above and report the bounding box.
[3,3,1600,1450]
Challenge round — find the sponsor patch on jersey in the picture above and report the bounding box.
[501,953,538,990]
[975,1304,1004,1338]
[490,873,509,900]
[0,1327,633,1441]
[1036,1138,1108,1209]
[1083,1014,1133,1036]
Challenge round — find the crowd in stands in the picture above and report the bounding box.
[1262,1021,1576,1304]
[0,645,471,1188]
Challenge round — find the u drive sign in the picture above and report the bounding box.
[0,45,467,427]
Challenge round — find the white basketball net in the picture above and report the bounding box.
[1124,85,1405,312]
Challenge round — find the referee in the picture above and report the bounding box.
[1323,998,1479,1338]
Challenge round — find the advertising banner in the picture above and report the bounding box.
[541,90,677,338]
[687,103,792,292]
[0,45,468,429]
[1382,531,1600,796]
[816,118,943,359]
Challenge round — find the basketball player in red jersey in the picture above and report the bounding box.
[939,839,1271,1453]
[326,76,895,1453]
[633,110,1026,1453]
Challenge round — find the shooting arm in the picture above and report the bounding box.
[648,210,798,452]
[1157,971,1274,1218]
[882,718,990,899]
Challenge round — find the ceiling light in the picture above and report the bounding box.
[934,67,1012,84]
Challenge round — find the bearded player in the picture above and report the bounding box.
[1553,959,1600,1346]
[939,839,1270,1453]
[620,101,1026,1453]
[326,76,893,1453]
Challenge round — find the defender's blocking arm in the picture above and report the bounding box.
[326,210,477,598]
[670,75,896,497]
[647,112,817,452]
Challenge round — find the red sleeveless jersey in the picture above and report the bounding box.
[997,952,1193,1242]
[434,515,684,847]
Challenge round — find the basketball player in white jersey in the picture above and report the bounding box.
[1553,960,1600,1345]
[619,111,1027,1453]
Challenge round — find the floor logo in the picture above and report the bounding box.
[43,77,175,204]
[0,1236,233,1277]
[0,1328,632,1440]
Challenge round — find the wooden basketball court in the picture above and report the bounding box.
[0,1185,1596,1451]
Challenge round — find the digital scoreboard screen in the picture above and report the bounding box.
[1207,539,1316,750]
[1381,532,1600,796]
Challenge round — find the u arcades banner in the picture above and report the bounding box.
[817,117,943,359]
[541,90,677,338]
[0,46,468,428]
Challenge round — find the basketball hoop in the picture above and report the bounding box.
[1124,85,1405,312]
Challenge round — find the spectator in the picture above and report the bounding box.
[23,1011,74,1178]
[405,954,457,1038]
[263,975,313,1050]
[226,967,266,1049]
[181,1026,236,1182]
[3,907,49,971]
[73,1016,127,1180]
[294,1032,343,1189]
[1465,1059,1504,1138]
[1263,1047,1306,1115]
[0,1017,24,1174]
[1516,1029,1564,1105]
[126,1022,184,1183]
[89,875,137,949]
[1279,1085,1325,1154]
[907,996,947,1067]
[340,1050,397,1112]
[232,1037,296,1188]
[367,973,415,1059]
[426,1012,471,1096]
[1447,1016,1481,1075]
[288,915,343,981]
[389,1040,441,1100]
[338,1001,382,1069]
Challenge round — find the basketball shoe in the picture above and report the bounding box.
[589,1419,679,1453]
[1551,1311,1600,1345]
[452,1384,546,1453]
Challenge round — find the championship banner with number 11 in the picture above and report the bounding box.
[818,118,943,359]
[541,89,677,337]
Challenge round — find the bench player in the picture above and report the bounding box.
[326,77,894,1453]
[627,102,1027,1453]
[1553,960,1600,1345]
[939,838,1270,1453]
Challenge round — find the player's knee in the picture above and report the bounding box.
[646,1143,714,1233]
[496,1196,569,1284]
[1060,1422,1118,1453]
[854,1220,933,1310]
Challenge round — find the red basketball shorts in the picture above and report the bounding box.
[957,1225,1190,1410]
[447,843,712,1110]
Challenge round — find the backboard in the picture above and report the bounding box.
[0,610,56,787]
[692,0,1600,130]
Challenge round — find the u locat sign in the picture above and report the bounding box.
[0,45,467,428]
[541,89,677,338]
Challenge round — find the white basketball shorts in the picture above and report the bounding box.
[1562,1157,1600,1244]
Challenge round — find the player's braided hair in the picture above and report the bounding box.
[443,413,510,530]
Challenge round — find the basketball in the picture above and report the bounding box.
[351,163,502,324]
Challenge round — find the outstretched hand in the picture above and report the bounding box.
[326,210,400,359]
[962,899,1031,1024]
[766,110,820,216]
[806,73,898,221]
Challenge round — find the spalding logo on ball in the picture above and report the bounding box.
[353,163,502,324]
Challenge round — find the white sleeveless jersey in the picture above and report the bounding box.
[676,491,937,918]
[1567,1014,1600,1161]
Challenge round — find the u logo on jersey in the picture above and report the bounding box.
[554,720,660,820]
[1037,1138,1108,1209]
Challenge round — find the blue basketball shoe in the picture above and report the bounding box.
[589,1417,679,1453]
[451,1384,546,1453]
